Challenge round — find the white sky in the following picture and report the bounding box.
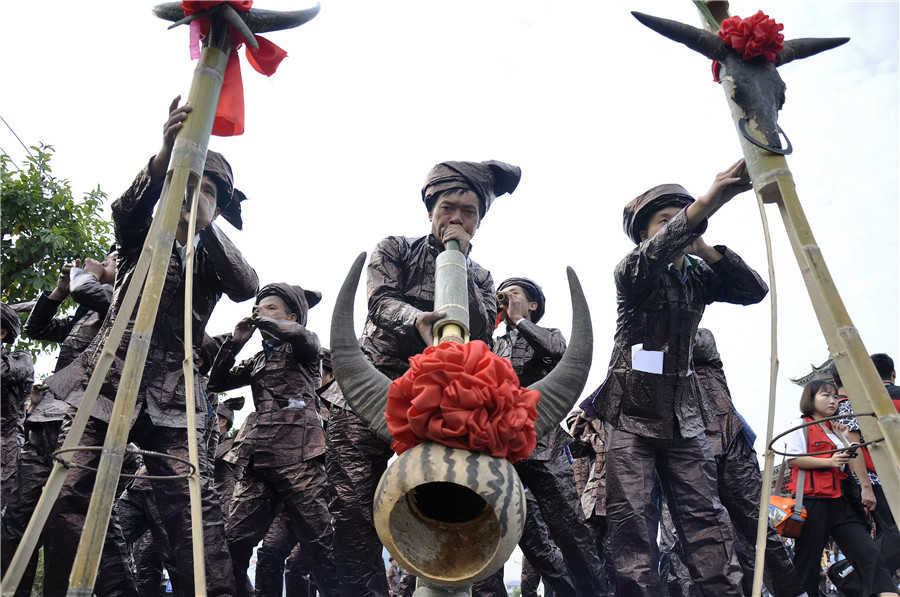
[2,0,898,584]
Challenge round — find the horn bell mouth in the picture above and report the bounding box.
[374,443,525,586]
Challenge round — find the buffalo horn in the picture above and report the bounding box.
[330,253,394,444]
[529,267,593,440]
[152,3,321,39]
[631,11,729,61]
[243,4,322,33]
[221,2,259,50]
[776,37,850,67]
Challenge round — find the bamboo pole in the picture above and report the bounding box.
[65,40,229,596]
[181,179,208,594]
[689,4,900,595]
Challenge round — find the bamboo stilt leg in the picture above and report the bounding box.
[181,179,208,594]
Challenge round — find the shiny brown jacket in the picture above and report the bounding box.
[594,208,767,440]
[694,328,746,457]
[24,270,113,372]
[207,324,325,468]
[73,162,259,428]
[360,234,496,380]
[1,346,33,437]
[494,320,571,460]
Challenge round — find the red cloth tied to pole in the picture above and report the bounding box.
[711,10,784,82]
[181,1,289,136]
[385,340,540,463]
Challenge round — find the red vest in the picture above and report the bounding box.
[788,417,846,498]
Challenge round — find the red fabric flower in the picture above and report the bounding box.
[718,11,784,62]
[386,340,540,463]
[180,1,289,136]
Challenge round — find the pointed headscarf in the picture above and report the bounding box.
[622,183,694,244]
[422,160,522,217]
[256,283,322,326]
[204,151,247,230]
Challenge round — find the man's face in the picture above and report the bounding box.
[99,251,117,285]
[254,296,297,322]
[218,415,230,436]
[640,206,682,242]
[182,174,221,232]
[429,190,481,247]
[498,285,537,323]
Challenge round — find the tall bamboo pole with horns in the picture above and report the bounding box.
[1,5,320,596]
[634,3,900,597]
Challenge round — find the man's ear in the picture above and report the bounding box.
[212,207,221,221]
[527,300,538,315]
[288,312,298,322]
[640,229,649,242]
[428,211,433,223]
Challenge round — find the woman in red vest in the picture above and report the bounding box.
[785,380,897,597]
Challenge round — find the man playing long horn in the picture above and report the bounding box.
[325,160,520,596]
[473,277,606,596]
[583,159,769,596]
[43,98,259,596]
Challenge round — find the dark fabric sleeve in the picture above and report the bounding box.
[260,319,321,361]
[22,293,70,343]
[469,265,497,346]
[69,270,114,315]
[367,237,427,353]
[206,337,254,393]
[197,223,259,303]
[516,321,567,362]
[111,160,165,255]
[615,208,703,299]
[702,245,769,306]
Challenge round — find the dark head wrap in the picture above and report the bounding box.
[1,303,20,343]
[422,160,522,218]
[622,183,694,244]
[498,277,546,324]
[204,151,247,230]
[217,395,245,425]
[256,283,322,326]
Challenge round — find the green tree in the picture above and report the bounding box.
[1,144,113,355]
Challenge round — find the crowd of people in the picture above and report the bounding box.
[1,98,899,597]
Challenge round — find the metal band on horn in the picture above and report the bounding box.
[330,253,394,444]
[529,267,593,440]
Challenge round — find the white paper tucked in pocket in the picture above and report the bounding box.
[631,343,664,375]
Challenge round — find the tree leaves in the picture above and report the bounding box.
[1,144,113,357]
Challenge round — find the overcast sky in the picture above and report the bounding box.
[3,0,898,581]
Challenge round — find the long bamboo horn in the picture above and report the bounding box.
[529,267,593,439]
[330,252,394,444]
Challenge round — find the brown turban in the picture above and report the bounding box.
[421,160,522,217]
[1,303,20,343]
[256,283,322,326]
[204,151,247,230]
[622,183,694,244]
